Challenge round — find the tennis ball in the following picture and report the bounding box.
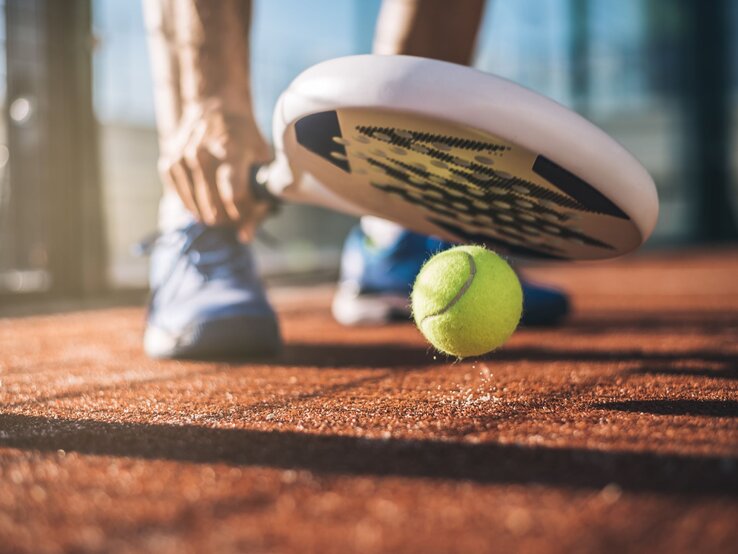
[411,245,522,358]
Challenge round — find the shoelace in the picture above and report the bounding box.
[136,224,255,305]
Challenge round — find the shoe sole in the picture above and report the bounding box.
[144,314,282,360]
[332,288,411,326]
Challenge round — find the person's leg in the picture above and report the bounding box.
[373,0,486,64]
[143,0,192,232]
[360,0,485,248]
[334,0,569,327]
[142,0,280,359]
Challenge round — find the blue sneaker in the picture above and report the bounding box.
[332,226,569,327]
[142,222,282,359]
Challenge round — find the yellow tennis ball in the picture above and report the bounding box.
[411,245,523,358]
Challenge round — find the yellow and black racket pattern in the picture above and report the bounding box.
[294,109,640,260]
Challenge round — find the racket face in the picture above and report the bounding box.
[283,107,642,260]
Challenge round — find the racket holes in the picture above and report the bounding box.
[522,225,540,235]
[391,146,407,155]
[330,151,347,161]
[498,214,515,222]
[472,200,488,209]
[543,225,561,234]
[540,200,558,209]
[468,187,486,197]
[512,184,530,194]
[454,157,472,167]
[431,160,448,169]
[447,188,465,198]
[353,152,368,160]
[488,186,507,195]
[354,135,370,143]
[429,176,446,186]
[474,155,495,165]
[432,142,452,151]
[515,199,534,209]
[396,130,413,139]
[472,172,489,181]
[493,200,512,209]
[452,201,470,211]
[425,190,443,199]
[519,213,536,222]
[542,213,560,222]
[409,176,425,185]
[370,149,387,158]
[494,170,513,180]
[332,136,350,146]
[374,132,392,141]
[410,144,429,154]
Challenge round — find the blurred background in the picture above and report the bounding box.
[0,0,736,305]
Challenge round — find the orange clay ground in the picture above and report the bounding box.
[0,248,736,553]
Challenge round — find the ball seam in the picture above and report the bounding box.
[419,251,477,326]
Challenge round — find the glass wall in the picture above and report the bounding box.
[0,0,53,294]
[67,0,738,290]
[0,0,11,289]
[477,0,688,243]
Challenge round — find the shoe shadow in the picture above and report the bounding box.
[197,343,453,369]
[190,342,736,370]
[0,414,735,496]
[274,343,452,368]
[593,400,738,418]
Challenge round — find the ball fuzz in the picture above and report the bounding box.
[411,245,523,358]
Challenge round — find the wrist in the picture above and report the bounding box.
[181,97,257,124]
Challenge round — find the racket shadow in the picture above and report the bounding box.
[0,414,735,496]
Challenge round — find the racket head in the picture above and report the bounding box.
[267,55,659,261]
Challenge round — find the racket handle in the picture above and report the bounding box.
[249,163,281,208]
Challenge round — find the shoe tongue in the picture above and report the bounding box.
[194,226,238,251]
[189,226,247,268]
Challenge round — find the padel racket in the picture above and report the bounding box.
[253,55,658,260]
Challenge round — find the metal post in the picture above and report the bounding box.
[684,0,737,241]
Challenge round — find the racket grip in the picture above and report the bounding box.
[249,163,280,208]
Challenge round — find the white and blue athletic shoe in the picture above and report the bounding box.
[332,226,570,327]
[142,222,281,359]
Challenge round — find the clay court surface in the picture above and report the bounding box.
[0,248,736,553]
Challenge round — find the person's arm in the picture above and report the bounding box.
[144,0,270,238]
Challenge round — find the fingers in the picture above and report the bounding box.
[238,201,272,243]
[186,146,228,225]
[215,161,250,224]
[157,109,271,233]
[160,148,231,226]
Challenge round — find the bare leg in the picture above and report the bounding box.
[373,0,486,65]
[144,0,268,237]
[364,0,487,245]
[144,0,189,231]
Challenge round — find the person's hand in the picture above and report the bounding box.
[159,101,272,241]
